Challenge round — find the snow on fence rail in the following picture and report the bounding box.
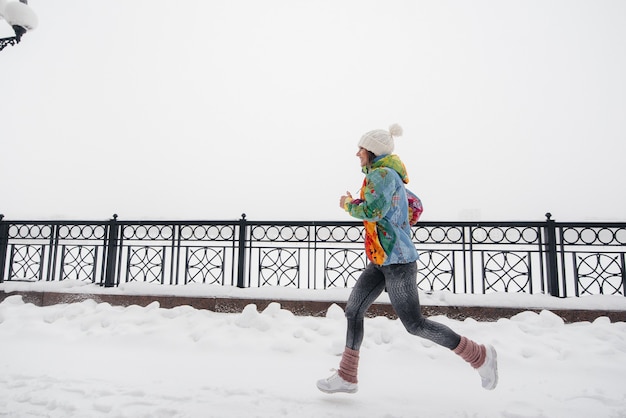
[1,213,625,297]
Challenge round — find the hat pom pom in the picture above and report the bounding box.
[389,123,403,138]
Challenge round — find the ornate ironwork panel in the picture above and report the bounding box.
[9,244,44,281]
[258,248,300,287]
[573,253,625,296]
[557,224,626,297]
[60,246,97,282]
[126,246,165,284]
[324,249,367,288]
[178,224,236,286]
[482,251,532,293]
[416,250,455,292]
[185,247,224,285]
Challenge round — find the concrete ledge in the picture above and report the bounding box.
[1,290,625,323]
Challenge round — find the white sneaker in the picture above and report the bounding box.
[316,370,358,394]
[477,345,498,390]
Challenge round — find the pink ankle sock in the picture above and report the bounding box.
[338,347,360,384]
[453,336,486,369]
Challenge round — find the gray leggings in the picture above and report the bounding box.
[344,262,461,351]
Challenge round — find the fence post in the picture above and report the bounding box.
[0,214,7,283]
[103,214,119,288]
[544,212,560,297]
[236,213,247,288]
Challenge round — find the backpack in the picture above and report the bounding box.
[406,188,423,225]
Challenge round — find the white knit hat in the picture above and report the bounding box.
[358,123,403,156]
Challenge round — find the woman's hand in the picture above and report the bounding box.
[339,191,353,208]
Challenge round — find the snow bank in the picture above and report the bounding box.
[1,293,625,417]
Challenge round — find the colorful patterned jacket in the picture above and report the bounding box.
[344,154,419,266]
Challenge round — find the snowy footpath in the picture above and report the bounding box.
[1,289,626,418]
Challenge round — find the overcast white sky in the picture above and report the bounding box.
[1,0,625,222]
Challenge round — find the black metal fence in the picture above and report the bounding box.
[1,213,625,297]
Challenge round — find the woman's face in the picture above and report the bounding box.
[356,147,371,167]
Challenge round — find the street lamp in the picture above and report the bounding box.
[0,0,38,52]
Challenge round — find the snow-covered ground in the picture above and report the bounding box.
[1,281,626,417]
